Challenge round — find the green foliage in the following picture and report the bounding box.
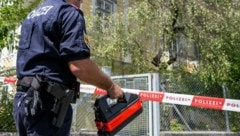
[87,0,240,87]
[2,0,240,132]
[86,0,240,94]
[86,0,240,131]
[185,1,240,86]
[0,85,15,132]
[0,0,42,50]
[86,0,172,73]
[170,119,184,131]
[229,111,240,132]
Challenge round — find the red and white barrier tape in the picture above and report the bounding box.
[0,77,17,84]
[1,77,240,112]
[80,85,240,113]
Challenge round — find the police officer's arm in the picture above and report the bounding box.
[68,58,124,99]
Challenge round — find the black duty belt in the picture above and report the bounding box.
[16,76,50,92]
[16,76,69,93]
[16,76,35,92]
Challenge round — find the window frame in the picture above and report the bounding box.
[92,0,117,17]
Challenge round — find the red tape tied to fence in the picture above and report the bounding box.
[1,77,240,112]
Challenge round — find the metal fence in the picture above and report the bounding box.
[0,73,239,135]
[159,74,230,132]
[71,73,159,136]
[70,73,236,135]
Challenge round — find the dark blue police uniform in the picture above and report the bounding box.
[13,0,90,135]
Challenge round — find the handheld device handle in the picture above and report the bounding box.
[117,93,127,103]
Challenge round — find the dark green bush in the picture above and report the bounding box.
[0,85,16,132]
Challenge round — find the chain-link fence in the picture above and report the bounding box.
[71,73,154,136]
[70,73,239,135]
[0,73,239,135]
[159,103,227,131]
[159,74,231,132]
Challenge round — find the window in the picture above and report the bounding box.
[93,0,117,16]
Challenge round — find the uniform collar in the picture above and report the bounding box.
[70,4,79,9]
[70,4,84,16]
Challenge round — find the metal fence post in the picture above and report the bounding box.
[152,73,160,136]
[222,84,230,132]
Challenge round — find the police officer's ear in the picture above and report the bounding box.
[67,0,81,8]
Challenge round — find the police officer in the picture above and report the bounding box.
[13,0,124,135]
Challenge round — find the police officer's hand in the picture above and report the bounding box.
[107,83,124,99]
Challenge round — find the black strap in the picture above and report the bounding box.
[16,86,29,92]
[16,76,34,92]
[17,77,34,86]
[16,76,47,92]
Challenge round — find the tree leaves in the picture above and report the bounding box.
[0,0,42,50]
[86,0,240,99]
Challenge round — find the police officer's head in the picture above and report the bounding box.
[67,0,83,9]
